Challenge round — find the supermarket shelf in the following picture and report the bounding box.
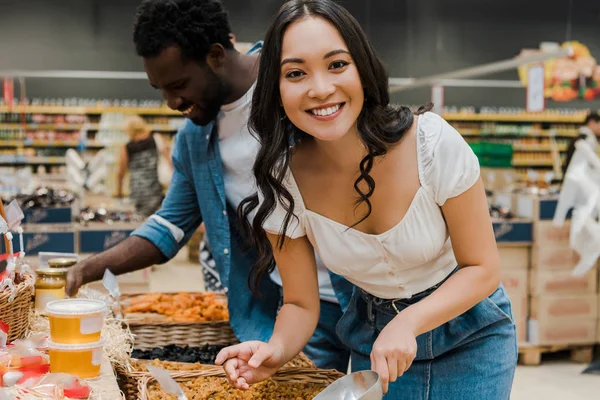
[0,140,105,148]
[460,130,579,138]
[512,144,568,152]
[512,160,555,167]
[444,112,587,123]
[0,123,179,131]
[87,123,179,131]
[0,106,180,115]
[0,156,65,165]
[0,123,84,130]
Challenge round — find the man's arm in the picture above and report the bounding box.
[66,236,164,295]
[66,130,203,295]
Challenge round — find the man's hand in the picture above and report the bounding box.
[66,261,88,297]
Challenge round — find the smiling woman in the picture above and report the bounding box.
[216,0,517,399]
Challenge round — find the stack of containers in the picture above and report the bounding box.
[528,220,599,345]
[45,299,107,378]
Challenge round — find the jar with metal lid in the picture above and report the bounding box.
[35,268,68,312]
[48,258,77,269]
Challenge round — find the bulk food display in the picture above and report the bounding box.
[0,199,346,400]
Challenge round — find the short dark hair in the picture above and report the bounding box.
[584,112,600,125]
[133,0,234,62]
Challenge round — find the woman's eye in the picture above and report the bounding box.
[330,60,349,70]
[285,70,306,79]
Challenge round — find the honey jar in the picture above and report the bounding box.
[48,339,105,379]
[46,299,107,344]
[35,268,68,312]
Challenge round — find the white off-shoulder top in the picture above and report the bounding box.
[262,112,480,299]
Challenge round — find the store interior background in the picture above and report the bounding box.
[1,0,600,108]
[0,1,599,399]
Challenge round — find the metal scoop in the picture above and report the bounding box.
[313,370,384,400]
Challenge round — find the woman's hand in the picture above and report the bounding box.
[370,315,418,393]
[215,341,284,390]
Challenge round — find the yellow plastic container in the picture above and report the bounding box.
[48,339,105,379]
[46,299,107,344]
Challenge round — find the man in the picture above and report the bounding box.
[65,0,351,372]
[563,112,600,175]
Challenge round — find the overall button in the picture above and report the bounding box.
[223,248,229,255]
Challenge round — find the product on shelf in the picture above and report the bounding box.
[131,344,227,365]
[5,187,76,210]
[76,207,145,225]
[123,292,229,323]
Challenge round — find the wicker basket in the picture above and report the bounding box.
[137,366,344,400]
[0,272,34,342]
[117,353,317,400]
[122,292,238,350]
[0,201,35,342]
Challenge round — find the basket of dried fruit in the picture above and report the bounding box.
[137,361,344,400]
[117,353,317,400]
[121,291,237,350]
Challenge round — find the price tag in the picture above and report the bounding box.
[527,64,545,113]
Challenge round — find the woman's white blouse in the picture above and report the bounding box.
[262,112,480,299]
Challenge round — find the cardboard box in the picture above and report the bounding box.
[507,291,528,322]
[498,246,530,270]
[516,317,527,345]
[530,295,598,321]
[528,318,597,345]
[502,270,528,293]
[531,245,579,270]
[597,320,600,343]
[530,268,598,296]
[534,220,571,247]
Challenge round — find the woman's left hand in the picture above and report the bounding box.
[370,315,418,393]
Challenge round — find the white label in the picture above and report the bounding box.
[527,64,545,113]
[92,348,102,366]
[80,315,103,335]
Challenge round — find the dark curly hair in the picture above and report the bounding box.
[239,0,431,293]
[133,0,234,62]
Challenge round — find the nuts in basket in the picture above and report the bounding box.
[123,292,228,322]
[147,375,327,400]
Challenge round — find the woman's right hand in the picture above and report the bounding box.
[215,341,284,390]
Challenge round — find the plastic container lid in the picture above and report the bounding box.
[48,258,77,268]
[48,338,106,350]
[46,299,107,316]
[36,268,69,277]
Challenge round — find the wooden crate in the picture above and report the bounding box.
[529,268,598,296]
[530,294,598,321]
[527,318,597,346]
[519,344,595,366]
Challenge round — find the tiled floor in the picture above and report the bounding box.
[152,250,600,400]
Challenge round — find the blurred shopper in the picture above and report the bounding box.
[116,115,172,216]
[563,112,600,175]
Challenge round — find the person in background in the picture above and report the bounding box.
[67,0,352,373]
[116,115,172,216]
[216,0,516,398]
[563,112,600,175]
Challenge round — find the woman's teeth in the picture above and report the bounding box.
[311,104,341,116]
